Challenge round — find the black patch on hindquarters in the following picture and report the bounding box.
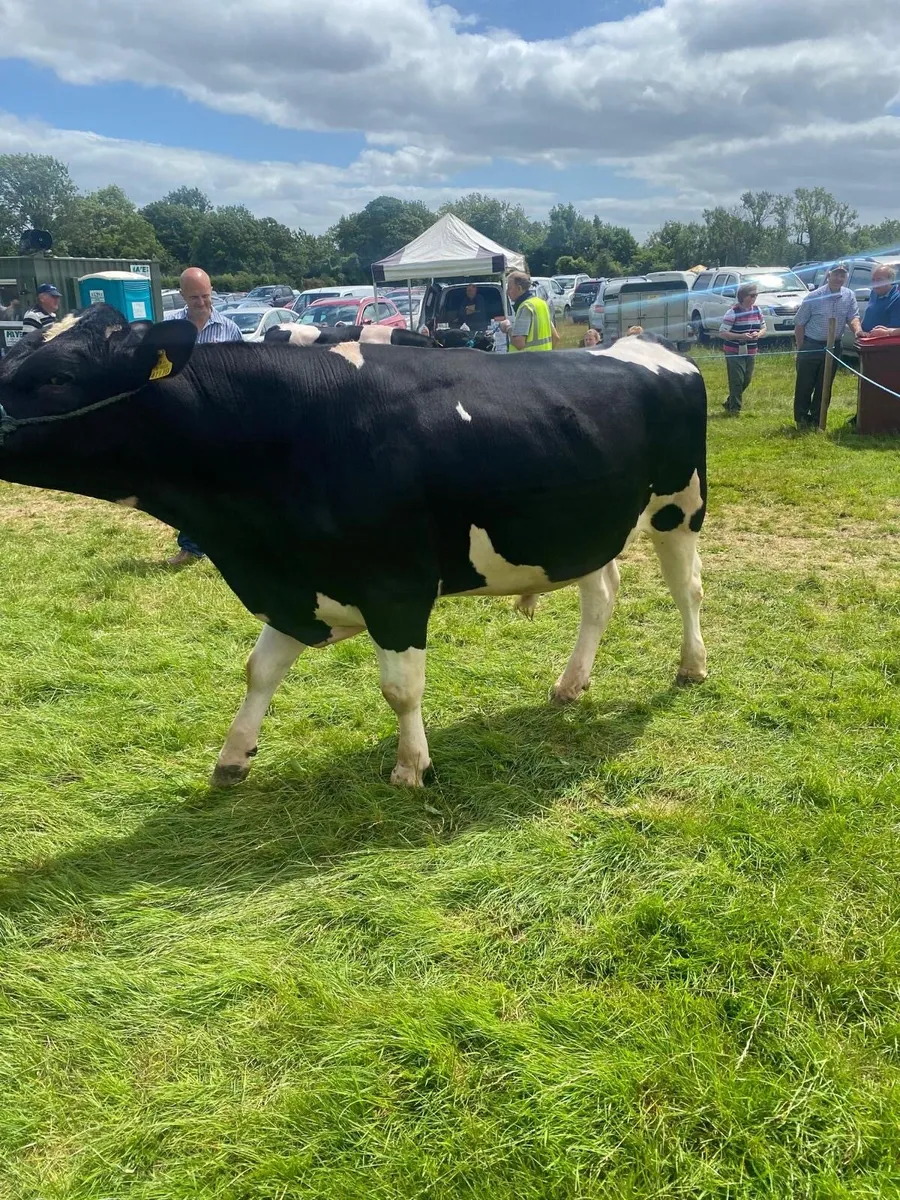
[651,503,685,532]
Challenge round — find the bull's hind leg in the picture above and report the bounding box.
[551,560,621,704]
[374,646,431,787]
[649,528,707,685]
[212,625,305,786]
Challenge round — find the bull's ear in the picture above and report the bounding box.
[133,319,197,383]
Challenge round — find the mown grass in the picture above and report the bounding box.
[1,351,898,1199]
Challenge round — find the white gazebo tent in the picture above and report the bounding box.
[371,213,526,325]
[372,213,526,283]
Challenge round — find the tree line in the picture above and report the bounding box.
[1,153,898,291]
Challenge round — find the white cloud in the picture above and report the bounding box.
[0,113,555,232]
[0,0,898,229]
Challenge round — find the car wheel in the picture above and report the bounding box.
[691,312,708,343]
[563,306,571,321]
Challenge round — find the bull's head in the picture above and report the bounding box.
[0,304,196,448]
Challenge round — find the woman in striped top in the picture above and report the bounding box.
[717,283,766,415]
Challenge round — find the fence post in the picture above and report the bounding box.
[819,316,837,431]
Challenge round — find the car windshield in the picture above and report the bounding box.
[230,311,266,331]
[247,287,275,298]
[301,304,360,326]
[575,283,599,297]
[740,271,805,292]
[554,276,577,286]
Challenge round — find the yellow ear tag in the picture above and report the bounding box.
[149,350,173,381]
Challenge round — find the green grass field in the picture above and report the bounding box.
[1,348,899,1199]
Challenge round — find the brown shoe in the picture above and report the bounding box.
[166,549,203,567]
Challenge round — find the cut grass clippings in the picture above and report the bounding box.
[0,348,899,1198]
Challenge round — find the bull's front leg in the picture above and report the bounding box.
[374,645,431,787]
[212,625,304,786]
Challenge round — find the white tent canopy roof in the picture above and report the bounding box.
[372,213,526,282]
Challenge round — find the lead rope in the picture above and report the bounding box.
[0,389,138,446]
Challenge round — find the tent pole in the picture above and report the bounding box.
[407,278,413,330]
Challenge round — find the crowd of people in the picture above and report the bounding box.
[715,262,899,427]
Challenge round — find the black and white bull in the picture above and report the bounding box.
[0,305,708,788]
[264,324,437,348]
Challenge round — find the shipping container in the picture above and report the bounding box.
[0,254,163,326]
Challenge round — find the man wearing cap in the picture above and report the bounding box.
[22,284,62,332]
[793,263,861,429]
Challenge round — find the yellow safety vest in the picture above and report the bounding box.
[508,296,553,352]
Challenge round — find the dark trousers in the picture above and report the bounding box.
[724,354,755,411]
[176,531,205,558]
[793,340,827,427]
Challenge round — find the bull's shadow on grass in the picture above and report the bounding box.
[0,689,677,912]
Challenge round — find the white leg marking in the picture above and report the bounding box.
[455,401,472,422]
[212,625,304,786]
[329,341,365,368]
[650,529,707,684]
[589,337,698,376]
[551,561,621,704]
[375,646,430,787]
[639,469,703,532]
[468,525,554,595]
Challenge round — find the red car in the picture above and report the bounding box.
[298,296,407,329]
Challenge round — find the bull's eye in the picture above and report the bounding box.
[48,373,73,386]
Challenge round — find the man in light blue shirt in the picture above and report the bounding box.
[165,267,243,565]
[793,264,861,428]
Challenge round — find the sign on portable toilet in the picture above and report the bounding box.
[77,271,155,322]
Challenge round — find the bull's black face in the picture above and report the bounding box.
[0,304,196,427]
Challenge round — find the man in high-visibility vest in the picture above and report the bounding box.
[498,271,559,352]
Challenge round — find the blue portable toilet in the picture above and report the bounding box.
[77,271,155,322]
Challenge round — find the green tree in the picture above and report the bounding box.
[331,196,434,277]
[438,193,535,251]
[141,199,206,271]
[162,186,213,213]
[190,205,274,276]
[0,153,78,251]
[58,185,165,259]
[700,206,755,266]
[852,219,900,254]
[792,187,857,262]
[634,221,705,272]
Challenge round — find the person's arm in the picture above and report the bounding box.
[21,312,42,331]
[793,297,810,350]
[847,292,861,338]
[508,304,531,351]
[795,322,805,351]
[550,321,560,349]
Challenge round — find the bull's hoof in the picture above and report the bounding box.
[390,761,431,788]
[210,762,252,788]
[675,668,707,687]
[549,677,590,706]
[514,594,538,620]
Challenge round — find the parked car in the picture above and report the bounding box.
[530,277,571,321]
[291,286,377,316]
[690,267,808,342]
[244,284,296,307]
[416,281,510,335]
[228,306,298,341]
[161,288,185,312]
[570,279,604,324]
[588,276,648,333]
[299,296,407,329]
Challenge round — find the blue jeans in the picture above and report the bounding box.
[176,531,205,558]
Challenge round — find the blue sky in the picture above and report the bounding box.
[0,0,895,235]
